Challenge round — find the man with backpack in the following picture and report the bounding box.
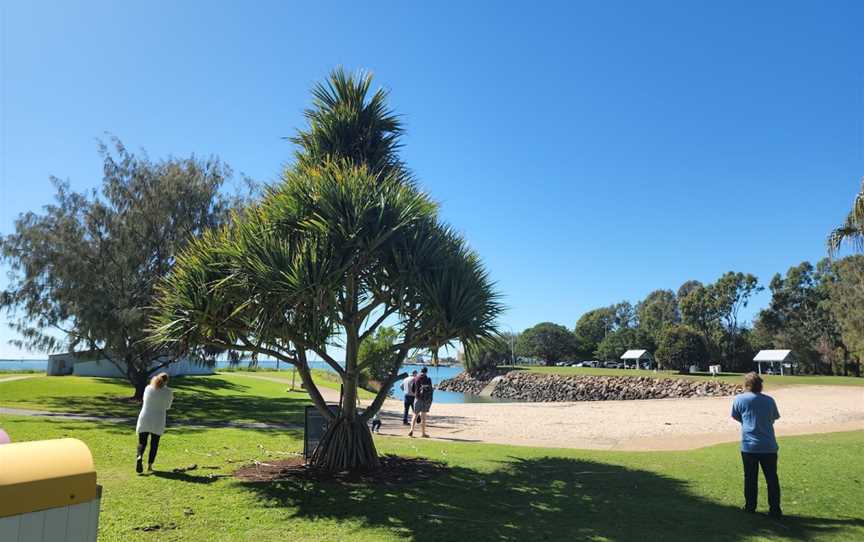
[408,367,434,438]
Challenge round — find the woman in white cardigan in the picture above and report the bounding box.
[135,372,174,473]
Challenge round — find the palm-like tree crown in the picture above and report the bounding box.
[151,161,502,364]
[290,68,404,175]
[828,179,864,255]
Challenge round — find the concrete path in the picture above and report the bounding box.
[0,375,37,384]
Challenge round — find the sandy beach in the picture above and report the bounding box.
[372,384,863,451]
[224,374,864,451]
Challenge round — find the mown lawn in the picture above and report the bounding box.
[1,376,862,541]
[0,371,371,424]
[521,366,864,387]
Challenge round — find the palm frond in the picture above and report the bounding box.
[828,179,864,255]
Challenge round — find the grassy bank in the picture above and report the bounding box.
[1,374,861,541]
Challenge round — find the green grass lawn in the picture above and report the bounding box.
[521,366,864,387]
[226,369,377,399]
[1,376,862,541]
[0,372,372,424]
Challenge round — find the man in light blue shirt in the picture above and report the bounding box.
[731,372,782,517]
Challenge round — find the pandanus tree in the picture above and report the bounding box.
[150,70,502,471]
[828,179,864,254]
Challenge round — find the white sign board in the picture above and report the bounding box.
[709,365,721,376]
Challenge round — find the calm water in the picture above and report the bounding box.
[0,359,502,404]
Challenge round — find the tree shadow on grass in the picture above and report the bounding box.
[239,456,863,542]
[150,470,220,485]
[32,376,311,430]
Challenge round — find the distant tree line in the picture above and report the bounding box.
[467,261,864,376]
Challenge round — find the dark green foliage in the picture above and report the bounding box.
[574,307,615,356]
[636,289,680,344]
[0,138,239,397]
[464,334,513,373]
[656,325,708,373]
[679,272,761,368]
[676,280,703,304]
[595,326,655,362]
[358,327,399,385]
[516,322,577,365]
[755,261,843,374]
[820,256,864,375]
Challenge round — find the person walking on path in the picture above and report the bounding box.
[402,370,418,425]
[408,367,433,438]
[731,372,782,517]
[135,372,174,474]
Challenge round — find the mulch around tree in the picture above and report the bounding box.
[233,454,448,485]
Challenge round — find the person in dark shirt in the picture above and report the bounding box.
[731,372,782,517]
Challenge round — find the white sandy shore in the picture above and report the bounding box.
[372,384,864,450]
[230,374,864,451]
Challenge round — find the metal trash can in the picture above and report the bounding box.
[0,438,101,541]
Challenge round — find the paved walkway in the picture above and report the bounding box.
[0,375,37,384]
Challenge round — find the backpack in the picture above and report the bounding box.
[417,376,434,401]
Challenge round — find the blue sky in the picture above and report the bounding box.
[1,1,862,358]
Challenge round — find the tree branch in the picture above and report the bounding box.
[293,351,336,422]
[360,333,413,422]
[310,347,346,376]
[359,305,398,341]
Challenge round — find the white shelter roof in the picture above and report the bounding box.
[621,349,650,360]
[753,349,793,362]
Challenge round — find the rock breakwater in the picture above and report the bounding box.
[438,370,743,402]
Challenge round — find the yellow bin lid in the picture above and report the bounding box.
[0,438,98,518]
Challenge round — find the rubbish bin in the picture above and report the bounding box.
[0,438,101,541]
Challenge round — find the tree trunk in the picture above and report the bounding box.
[309,415,379,471]
[310,372,379,471]
[132,372,148,401]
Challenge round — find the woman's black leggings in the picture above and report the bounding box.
[137,432,161,464]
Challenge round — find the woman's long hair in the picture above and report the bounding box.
[150,372,169,389]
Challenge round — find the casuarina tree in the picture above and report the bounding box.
[150,70,502,471]
[0,139,240,398]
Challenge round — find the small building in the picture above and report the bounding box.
[753,350,795,376]
[47,351,214,378]
[620,349,654,369]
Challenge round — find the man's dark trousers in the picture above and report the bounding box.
[741,452,781,514]
[403,394,415,424]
